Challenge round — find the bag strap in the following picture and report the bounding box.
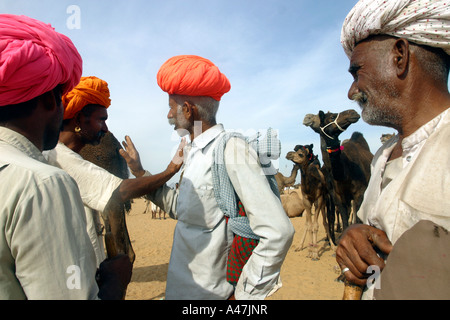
[211,129,281,240]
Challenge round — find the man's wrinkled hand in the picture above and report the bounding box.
[336,224,393,286]
[119,135,145,177]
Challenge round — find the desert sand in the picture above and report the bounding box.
[125,198,345,300]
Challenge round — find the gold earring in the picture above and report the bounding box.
[75,126,81,133]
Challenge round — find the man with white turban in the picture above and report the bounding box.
[336,0,450,300]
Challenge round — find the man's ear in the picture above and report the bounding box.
[392,38,410,78]
[74,111,83,127]
[38,86,64,116]
[182,101,197,120]
[39,90,58,112]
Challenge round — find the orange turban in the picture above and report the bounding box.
[157,55,231,101]
[63,76,111,120]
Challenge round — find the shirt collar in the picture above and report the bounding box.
[191,124,225,150]
[0,126,47,163]
[402,108,450,153]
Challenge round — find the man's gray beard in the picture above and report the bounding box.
[169,117,192,137]
[353,92,402,128]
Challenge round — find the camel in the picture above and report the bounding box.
[143,199,166,219]
[286,145,336,260]
[303,110,373,233]
[381,133,396,145]
[280,188,305,218]
[275,163,300,194]
[80,131,135,263]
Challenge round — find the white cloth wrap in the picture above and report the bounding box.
[341,0,450,58]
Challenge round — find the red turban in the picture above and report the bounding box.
[0,14,82,107]
[63,76,111,120]
[157,55,231,101]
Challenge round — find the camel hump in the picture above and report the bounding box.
[349,131,371,152]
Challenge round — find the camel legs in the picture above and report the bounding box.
[296,196,335,260]
[143,200,150,214]
[309,204,320,260]
[102,198,136,264]
[296,204,312,253]
[296,198,320,260]
[319,201,336,252]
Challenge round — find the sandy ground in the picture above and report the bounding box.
[125,198,345,300]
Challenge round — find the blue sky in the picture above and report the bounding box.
[1,0,394,185]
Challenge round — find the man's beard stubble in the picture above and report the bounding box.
[351,90,403,129]
[169,105,192,137]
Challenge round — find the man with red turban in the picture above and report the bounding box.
[44,76,186,268]
[146,55,294,300]
[0,14,131,300]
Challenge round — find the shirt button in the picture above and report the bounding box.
[406,156,412,162]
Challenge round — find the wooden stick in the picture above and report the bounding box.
[342,279,363,300]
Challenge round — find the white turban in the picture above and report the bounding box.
[341,0,450,58]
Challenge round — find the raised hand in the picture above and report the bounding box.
[119,135,145,177]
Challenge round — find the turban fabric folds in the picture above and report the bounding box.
[341,0,450,58]
[63,76,111,120]
[0,14,82,107]
[157,55,231,101]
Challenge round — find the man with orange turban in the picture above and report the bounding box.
[146,55,294,300]
[0,14,131,300]
[44,75,186,267]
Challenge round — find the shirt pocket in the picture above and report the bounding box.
[177,185,224,230]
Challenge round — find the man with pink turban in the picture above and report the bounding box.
[145,55,294,300]
[0,14,131,300]
[336,0,450,300]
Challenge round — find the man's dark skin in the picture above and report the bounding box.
[337,35,450,287]
[0,86,132,299]
[59,104,185,202]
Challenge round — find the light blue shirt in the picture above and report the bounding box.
[148,124,294,300]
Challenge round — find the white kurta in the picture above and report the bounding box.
[358,108,450,299]
[44,143,123,266]
[148,124,295,300]
[0,127,99,300]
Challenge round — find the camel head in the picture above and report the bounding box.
[318,109,360,141]
[286,144,314,166]
[303,114,321,133]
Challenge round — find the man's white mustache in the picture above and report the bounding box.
[352,92,368,105]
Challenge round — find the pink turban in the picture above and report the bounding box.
[341,0,450,58]
[0,14,82,107]
[63,76,111,120]
[157,55,231,101]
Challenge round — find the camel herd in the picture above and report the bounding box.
[278,109,376,260]
[80,109,394,264]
